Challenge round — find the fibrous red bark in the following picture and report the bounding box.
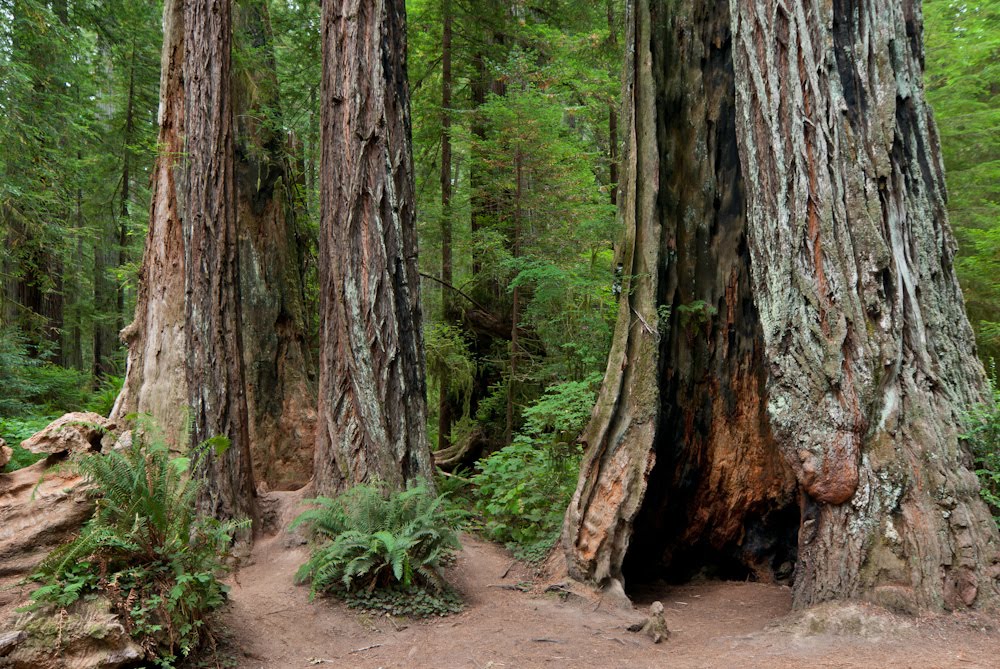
[314,0,434,493]
[182,0,257,525]
[564,0,1000,612]
[111,0,188,449]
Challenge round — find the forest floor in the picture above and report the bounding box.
[217,490,1000,669]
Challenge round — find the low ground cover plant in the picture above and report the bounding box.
[26,432,242,667]
[292,483,464,617]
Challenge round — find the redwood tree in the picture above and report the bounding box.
[115,0,315,496]
[563,0,1000,612]
[182,0,257,525]
[232,0,317,491]
[314,0,434,493]
[111,0,188,447]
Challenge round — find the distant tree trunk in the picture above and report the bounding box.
[111,0,188,447]
[314,0,434,493]
[563,0,1000,613]
[232,0,317,491]
[437,0,456,453]
[117,43,137,338]
[607,0,619,208]
[181,0,257,527]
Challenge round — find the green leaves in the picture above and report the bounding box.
[28,429,240,666]
[293,483,463,616]
[925,0,1000,361]
[472,377,595,562]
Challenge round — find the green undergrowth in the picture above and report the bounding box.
[0,415,52,472]
[26,432,244,667]
[293,483,464,618]
[470,376,594,563]
[964,362,1000,527]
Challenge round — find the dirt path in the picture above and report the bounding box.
[220,492,1000,669]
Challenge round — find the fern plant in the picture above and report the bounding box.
[28,431,243,667]
[292,484,464,616]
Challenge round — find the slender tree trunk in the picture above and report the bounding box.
[505,148,523,446]
[563,0,999,612]
[111,0,188,449]
[232,0,317,491]
[436,0,456,453]
[607,0,619,208]
[314,0,434,493]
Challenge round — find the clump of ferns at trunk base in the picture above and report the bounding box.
[25,430,245,667]
[292,484,464,617]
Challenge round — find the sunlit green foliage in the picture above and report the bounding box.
[473,376,598,561]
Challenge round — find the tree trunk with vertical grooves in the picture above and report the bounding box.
[563,0,999,612]
[314,0,434,494]
[111,0,188,449]
[232,0,317,491]
[730,0,998,610]
[182,0,257,527]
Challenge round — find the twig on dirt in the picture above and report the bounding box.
[500,560,517,579]
[531,638,561,643]
[348,643,383,655]
[488,583,530,592]
[265,606,294,616]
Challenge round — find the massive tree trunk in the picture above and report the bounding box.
[232,0,317,491]
[563,0,999,612]
[111,0,188,448]
[314,0,434,493]
[115,0,314,499]
[181,0,257,526]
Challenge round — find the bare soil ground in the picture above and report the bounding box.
[219,491,1000,669]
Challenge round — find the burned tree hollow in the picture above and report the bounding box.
[617,0,801,590]
[564,0,999,612]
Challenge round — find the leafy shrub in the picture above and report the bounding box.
[0,415,53,472]
[84,374,124,416]
[292,484,463,617]
[0,326,89,416]
[964,362,1000,527]
[27,434,242,667]
[472,376,595,562]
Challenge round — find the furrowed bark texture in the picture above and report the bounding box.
[111,0,188,448]
[563,0,660,586]
[315,0,434,493]
[622,0,799,585]
[183,0,257,525]
[565,0,999,611]
[730,0,998,609]
[233,0,317,491]
[564,0,798,588]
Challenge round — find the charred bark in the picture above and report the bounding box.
[233,0,317,491]
[314,0,434,493]
[564,0,1000,612]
